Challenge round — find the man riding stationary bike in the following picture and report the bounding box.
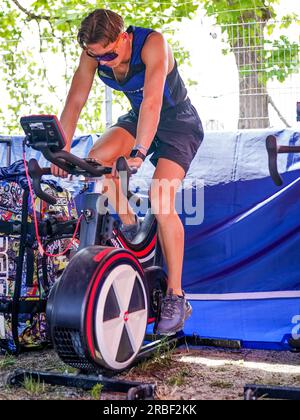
[52,9,204,335]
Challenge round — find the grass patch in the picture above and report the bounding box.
[23,376,47,396]
[136,337,176,373]
[210,380,233,389]
[167,368,190,387]
[0,355,16,370]
[55,366,78,375]
[90,383,104,400]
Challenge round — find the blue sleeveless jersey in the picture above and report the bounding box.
[98,26,188,114]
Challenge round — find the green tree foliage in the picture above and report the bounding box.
[201,0,300,128]
[0,0,199,134]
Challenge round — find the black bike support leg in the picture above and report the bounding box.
[7,369,155,400]
[244,384,300,401]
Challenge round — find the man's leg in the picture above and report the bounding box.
[150,158,192,335]
[88,126,136,225]
[150,158,185,296]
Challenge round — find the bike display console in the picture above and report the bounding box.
[20,115,66,152]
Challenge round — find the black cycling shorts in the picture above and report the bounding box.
[111,98,204,174]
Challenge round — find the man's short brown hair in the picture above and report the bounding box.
[77,9,124,49]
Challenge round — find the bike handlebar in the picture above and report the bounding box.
[41,146,137,203]
[38,145,137,179]
[21,115,138,205]
[27,155,137,206]
[266,135,300,187]
[28,159,56,205]
[266,136,283,187]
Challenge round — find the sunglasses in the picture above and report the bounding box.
[85,34,124,63]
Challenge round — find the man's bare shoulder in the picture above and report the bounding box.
[141,31,168,60]
[141,30,174,72]
[144,31,166,48]
[78,50,98,72]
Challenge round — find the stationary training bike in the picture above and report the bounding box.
[20,115,168,373]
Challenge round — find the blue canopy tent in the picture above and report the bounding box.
[1,128,300,350]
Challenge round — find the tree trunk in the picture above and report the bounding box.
[237,62,270,129]
[231,20,270,129]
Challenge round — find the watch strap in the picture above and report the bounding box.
[130,149,147,161]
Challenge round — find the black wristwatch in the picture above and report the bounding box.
[130,149,147,161]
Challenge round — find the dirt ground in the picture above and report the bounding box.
[0,345,300,400]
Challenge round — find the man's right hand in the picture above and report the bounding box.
[51,163,69,178]
[51,144,71,178]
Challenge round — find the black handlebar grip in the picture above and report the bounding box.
[28,159,57,205]
[266,136,283,187]
[116,157,138,200]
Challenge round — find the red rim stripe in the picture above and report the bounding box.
[93,248,113,263]
[86,251,144,360]
[117,234,157,258]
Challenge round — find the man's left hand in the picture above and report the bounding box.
[126,157,144,172]
[111,157,144,178]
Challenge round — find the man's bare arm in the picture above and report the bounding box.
[135,32,169,152]
[60,52,98,151]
